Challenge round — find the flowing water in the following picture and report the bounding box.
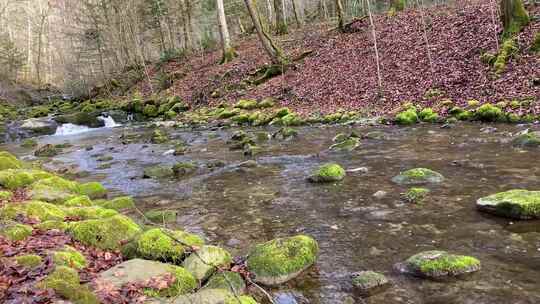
[54,115,121,136]
[2,122,540,304]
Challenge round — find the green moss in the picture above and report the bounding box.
[329,137,360,151]
[1,201,67,221]
[418,108,439,123]
[395,109,418,125]
[34,144,60,157]
[234,99,258,110]
[0,190,12,201]
[29,176,80,203]
[79,182,107,199]
[21,139,38,148]
[36,220,69,231]
[15,254,42,268]
[494,39,518,73]
[232,114,250,124]
[151,129,169,144]
[63,206,118,220]
[501,0,529,38]
[247,235,319,285]
[144,265,197,297]
[144,209,177,223]
[512,131,540,147]
[143,104,159,117]
[217,109,240,119]
[2,223,33,241]
[477,189,540,219]
[143,165,174,179]
[258,98,275,108]
[405,250,481,278]
[0,169,53,190]
[97,196,135,210]
[136,228,204,263]
[403,187,430,203]
[53,246,87,269]
[323,113,343,124]
[0,151,23,170]
[274,127,298,140]
[224,296,258,304]
[69,214,141,250]
[475,104,504,122]
[280,113,303,126]
[183,245,232,281]
[63,195,93,207]
[456,110,473,121]
[38,266,99,304]
[392,168,444,185]
[274,107,291,118]
[532,32,540,53]
[308,163,346,183]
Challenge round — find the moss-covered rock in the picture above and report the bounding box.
[170,288,245,304]
[403,187,430,203]
[172,162,197,178]
[204,271,246,294]
[143,104,159,117]
[477,189,540,219]
[52,246,87,269]
[21,138,38,148]
[38,266,99,304]
[144,209,177,223]
[151,129,169,144]
[494,39,518,73]
[0,190,12,201]
[512,131,540,147]
[418,108,439,123]
[247,235,319,285]
[97,196,135,210]
[136,228,204,263]
[96,259,196,297]
[15,254,42,268]
[79,182,107,199]
[280,113,303,126]
[396,250,481,279]
[36,220,69,231]
[273,127,298,140]
[258,98,276,108]
[63,195,93,207]
[1,201,67,221]
[235,99,258,110]
[34,144,60,157]
[475,104,504,122]
[329,136,360,152]
[29,176,81,202]
[351,271,390,296]
[395,109,418,125]
[63,206,118,220]
[143,165,174,179]
[0,151,23,170]
[69,214,141,250]
[392,168,444,185]
[183,245,232,282]
[274,107,291,118]
[2,222,33,241]
[308,163,346,183]
[0,169,53,190]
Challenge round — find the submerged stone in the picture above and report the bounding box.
[96,259,196,297]
[512,131,540,148]
[136,228,204,263]
[392,168,444,185]
[403,187,430,203]
[308,163,346,183]
[144,209,177,223]
[395,250,480,279]
[143,165,174,179]
[183,245,232,282]
[329,137,360,152]
[69,214,141,250]
[247,235,319,286]
[351,271,390,296]
[477,189,540,219]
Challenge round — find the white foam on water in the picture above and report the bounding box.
[53,116,121,136]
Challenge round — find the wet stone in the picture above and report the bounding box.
[351,271,390,296]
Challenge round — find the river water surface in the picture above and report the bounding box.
[2,122,540,304]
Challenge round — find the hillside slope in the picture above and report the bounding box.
[136,0,539,116]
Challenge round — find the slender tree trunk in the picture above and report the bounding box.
[244,0,287,65]
[291,0,303,28]
[216,0,236,64]
[266,0,274,28]
[335,0,345,32]
[500,0,529,37]
[274,0,287,35]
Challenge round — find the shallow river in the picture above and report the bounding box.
[2,122,540,304]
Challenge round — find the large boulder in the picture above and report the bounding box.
[54,112,105,128]
[392,168,444,185]
[68,214,141,250]
[395,250,480,279]
[20,118,58,136]
[134,228,204,263]
[183,245,232,282]
[246,235,319,286]
[477,189,540,219]
[95,259,196,297]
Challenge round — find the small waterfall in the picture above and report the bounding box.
[53,115,120,136]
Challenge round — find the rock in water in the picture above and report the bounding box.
[477,189,540,219]
[351,271,390,296]
[169,289,258,304]
[512,131,540,147]
[392,168,444,185]
[247,235,319,286]
[182,245,232,282]
[395,250,480,279]
[204,271,246,294]
[308,163,346,183]
[96,259,196,297]
[20,118,58,136]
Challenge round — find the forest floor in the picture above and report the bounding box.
[136,0,539,117]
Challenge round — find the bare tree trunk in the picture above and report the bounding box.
[335,0,345,32]
[244,0,287,65]
[274,0,287,35]
[291,0,303,28]
[216,0,236,64]
[500,0,529,37]
[366,0,382,89]
[266,0,274,28]
[319,0,328,21]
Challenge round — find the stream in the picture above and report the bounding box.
[1,122,540,303]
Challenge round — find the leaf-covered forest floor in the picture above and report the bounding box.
[137,0,539,117]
